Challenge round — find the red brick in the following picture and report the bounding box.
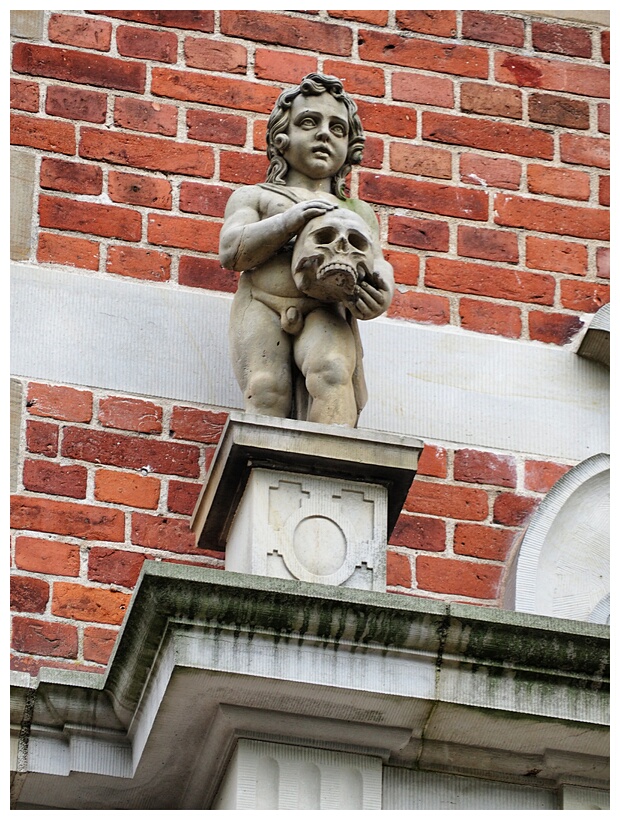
[79,128,214,178]
[560,281,610,313]
[460,154,522,190]
[560,134,609,169]
[329,10,388,25]
[11,79,39,112]
[147,214,220,254]
[46,85,107,123]
[395,10,456,37]
[525,460,571,493]
[114,97,177,136]
[528,93,589,130]
[418,445,448,479]
[389,514,446,552]
[532,21,591,58]
[185,37,246,73]
[95,469,160,510]
[392,71,454,108]
[493,494,539,527]
[390,143,451,180]
[386,552,412,588]
[525,236,588,275]
[359,136,384,170]
[39,195,142,242]
[12,43,146,93]
[116,24,177,63]
[220,152,270,185]
[178,257,239,293]
[221,10,352,56]
[387,290,450,326]
[454,523,515,561]
[383,250,419,287]
[38,232,100,271]
[11,495,125,542]
[61,427,200,478]
[360,173,488,220]
[131,512,200,554]
[11,113,75,155]
[426,258,555,306]
[11,577,49,613]
[405,480,488,521]
[83,626,118,664]
[494,194,609,241]
[596,248,609,279]
[106,246,171,282]
[528,311,584,346]
[423,112,553,160]
[108,171,172,209]
[49,13,112,51]
[356,99,416,139]
[527,164,589,201]
[52,582,131,625]
[458,226,518,264]
[388,215,449,252]
[90,11,214,31]
[12,616,77,658]
[358,29,488,78]
[187,110,246,146]
[11,655,100,675]
[459,298,522,340]
[41,158,102,195]
[598,103,610,135]
[171,406,228,444]
[15,535,80,577]
[323,60,385,98]
[26,420,59,457]
[495,51,609,98]
[255,48,317,85]
[167,480,202,516]
[27,383,92,423]
[88,546,145,587]
[23,459,87,499]
[462,11,524,47]
[416,555,502,599]
[179,183,233,218]
[99,396,163,434]
[152,68,280,114]
[601,30,609,64]
[599,176,609,207]
[460,82,521,119]
[454,449,517,488]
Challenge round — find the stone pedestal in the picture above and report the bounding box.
[191,413,423,591]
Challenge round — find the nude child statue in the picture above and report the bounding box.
[219,73,394,427]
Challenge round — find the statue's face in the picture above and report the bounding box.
[284,93,349,181]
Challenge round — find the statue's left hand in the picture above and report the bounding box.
[348,275,391,320]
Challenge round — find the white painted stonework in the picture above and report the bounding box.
[213,739,382,810]
[11,263,609,462]
[227,468,386,589]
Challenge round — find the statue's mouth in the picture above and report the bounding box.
[312,145,331,158]
[317,262,356,280]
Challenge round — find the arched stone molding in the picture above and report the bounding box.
[577,303,610,368]
[504,453,609,623]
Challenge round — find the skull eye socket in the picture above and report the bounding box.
[311,227,339,245]
[348,231,370,252]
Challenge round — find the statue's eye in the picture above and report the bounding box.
[299,117,317,129]
[312,227,339,245]
[348,231,370,251]
[331,123,347,137]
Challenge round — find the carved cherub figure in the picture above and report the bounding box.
[219,73,394,427]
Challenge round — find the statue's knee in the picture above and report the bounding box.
[307,354,353,390]
[246,370,290,412]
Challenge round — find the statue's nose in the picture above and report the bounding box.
[316,123,330,141]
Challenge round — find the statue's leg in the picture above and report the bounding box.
[294,308,357,426]
[229,290,293,417]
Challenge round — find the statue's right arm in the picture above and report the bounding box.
[219,187,336,271]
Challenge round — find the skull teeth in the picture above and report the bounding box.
[317,262,356,279]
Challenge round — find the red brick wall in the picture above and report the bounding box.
[10,11,608,673]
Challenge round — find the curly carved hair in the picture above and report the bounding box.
[265,73,365,200]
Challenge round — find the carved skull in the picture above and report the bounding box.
[292,209,375,303]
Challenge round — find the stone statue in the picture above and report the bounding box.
[220,73,394,427]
